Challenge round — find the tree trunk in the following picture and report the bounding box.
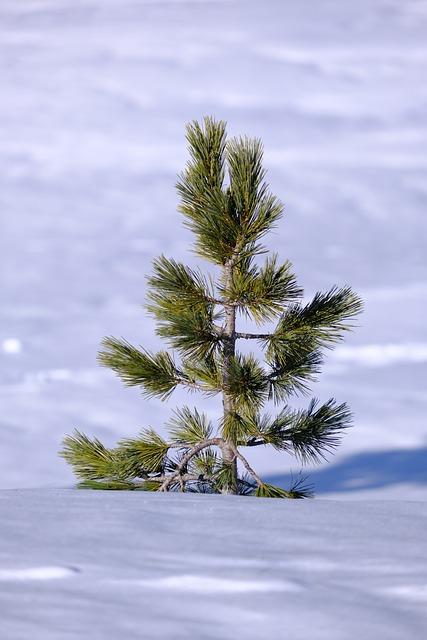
[221,259,238,494]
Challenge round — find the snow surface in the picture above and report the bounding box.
[0,0,426,496]
[0,490,426,639]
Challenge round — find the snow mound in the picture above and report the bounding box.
[0,490,426,639]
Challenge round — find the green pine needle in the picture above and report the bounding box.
[253,399,352,462]
[168,406,213,445]
[220,255,302,323]
[268,286,363,359]
[77,479,143,490]
[98,338,185,400]
[60,431,124,481]
[147,256,213,309]
[255,481,312,499]
[225,354,269,410]
[118,429,170,473]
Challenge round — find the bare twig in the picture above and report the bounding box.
[176,376,207,392]
[160,438,223,491]
[144,473,203,485]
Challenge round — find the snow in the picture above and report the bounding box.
[0,0,426,497]
[139,574,296,593]
[2,338,22,355]
[331,342,427,367]
[0,566,77,582]
[0,490,426,639]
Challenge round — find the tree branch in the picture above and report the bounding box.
[244,437,266,447]
[143,473,205,485]
[176,376,205,392]
[267,365,285,381]
[208,296,226,306]
[160,438,223,491]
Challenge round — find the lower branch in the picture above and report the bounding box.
[160,438,223,491]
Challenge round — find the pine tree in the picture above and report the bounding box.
[60,117,363,498]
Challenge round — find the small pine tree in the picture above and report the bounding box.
[61,117,363,498]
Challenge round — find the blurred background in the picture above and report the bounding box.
[1,0,426,497]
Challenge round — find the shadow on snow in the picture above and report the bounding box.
[266,446,427,494]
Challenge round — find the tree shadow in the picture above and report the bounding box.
[266,446,427,494]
